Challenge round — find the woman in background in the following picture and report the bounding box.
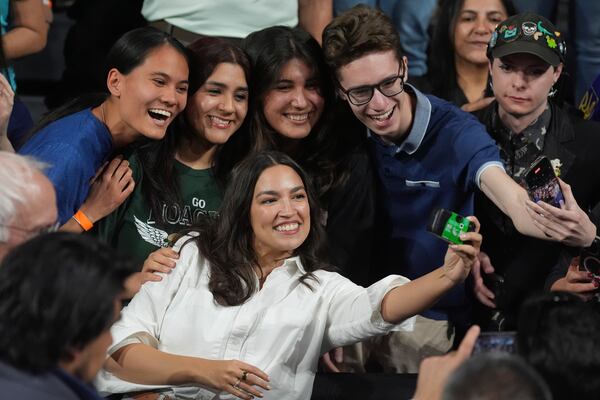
[415,0,515,111]
[234,26,376,286]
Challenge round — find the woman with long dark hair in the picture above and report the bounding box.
[232,26,375,285]
[96,150,481,400]
[18,27,189,231]
[417,0,516,111]
[96,37,251,293]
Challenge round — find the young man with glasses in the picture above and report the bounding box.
[0,151,58,261]
[322,5,595,372]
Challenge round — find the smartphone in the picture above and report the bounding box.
[482,272,505,301]
[524,156,564,208]
[427,208,472,245]
[472,331,517,355]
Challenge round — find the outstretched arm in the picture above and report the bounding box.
[481,168,596,246]
[3,0,49,59]
[380,218,482,324]
[479,166,550,239]
[106,344,270,400]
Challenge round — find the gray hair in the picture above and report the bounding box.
[0,152,48,241]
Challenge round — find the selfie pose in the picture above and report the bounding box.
[96,151,481,400]
[231,26,377,285]
[320,5,600,371]
[95,37,250,294]
[472,13,600,329]
[19,27,189,231]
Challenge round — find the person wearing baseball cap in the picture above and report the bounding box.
[471,12,600,330]
[487,12,566,67]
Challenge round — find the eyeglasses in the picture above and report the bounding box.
[0,221,60,238]
[338,64,405,106]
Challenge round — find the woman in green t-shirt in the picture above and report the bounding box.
[96,37,251,296]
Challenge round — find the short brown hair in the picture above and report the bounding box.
[323,5,403,75]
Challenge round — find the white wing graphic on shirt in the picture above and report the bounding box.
[134,215,168,248]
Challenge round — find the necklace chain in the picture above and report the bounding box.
[100,102,107,126]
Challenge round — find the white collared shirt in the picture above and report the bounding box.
[96,239,413,399]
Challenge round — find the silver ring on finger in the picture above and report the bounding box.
[233,378,241,390]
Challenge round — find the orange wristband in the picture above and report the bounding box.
[72,210,94,231]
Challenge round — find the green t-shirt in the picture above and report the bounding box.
[95,153,222,265]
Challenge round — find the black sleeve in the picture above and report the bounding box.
[324,151,376,287]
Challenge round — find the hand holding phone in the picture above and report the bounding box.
[524,156,564,208]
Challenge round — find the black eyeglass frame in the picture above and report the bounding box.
[337,64,406,106]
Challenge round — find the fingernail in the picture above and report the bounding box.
[589,272,594,279]
[459,233,466,239]
[594,281,599,288]
[450,245,458,249]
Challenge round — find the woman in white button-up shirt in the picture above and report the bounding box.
[96,151,481,400]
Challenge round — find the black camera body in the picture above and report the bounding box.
[580,236,600,277]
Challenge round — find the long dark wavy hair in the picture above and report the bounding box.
[26,26,189,142]
[137,37,251,227]
[192,151,331,306]
[428,0,516,101]
[234,26,359,203]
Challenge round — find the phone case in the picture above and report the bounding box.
[524,156,564,208]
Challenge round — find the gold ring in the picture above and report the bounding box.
[241,371,248,381]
